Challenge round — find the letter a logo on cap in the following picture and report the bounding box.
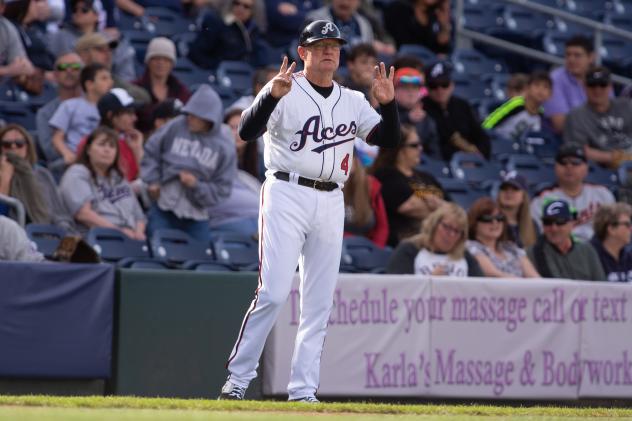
[322,22,335,34]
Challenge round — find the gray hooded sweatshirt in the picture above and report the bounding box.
[141,84,237,220]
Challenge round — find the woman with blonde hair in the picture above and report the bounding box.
[497,171,537,248]
[343,155,389,247]
[386,203,483,276]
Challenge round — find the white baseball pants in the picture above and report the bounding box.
[226,175,344,399]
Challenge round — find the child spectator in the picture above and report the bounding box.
[49,62,112,165]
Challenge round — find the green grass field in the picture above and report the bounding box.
[1,396,632,420]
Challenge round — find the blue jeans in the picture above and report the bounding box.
[147,204,210,244]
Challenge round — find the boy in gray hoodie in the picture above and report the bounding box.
[141,84,237,243]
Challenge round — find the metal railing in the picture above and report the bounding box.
[454,0,632,85]
[0,194,26,227]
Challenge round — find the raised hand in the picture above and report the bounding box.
[371,62,395,105]
[270,56,296,99]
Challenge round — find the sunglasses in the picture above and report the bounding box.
[74,5,93,14]
[56,62,82,71]
[1,139,27,149]
[232,0,253,9]
[542,218,570,226]
[404,142,422,149]
[477,214,505,223]
[428,81,450,89]
[586,81,609,88]
[612,220,632,228]
[397,75,423,85]
[557,158,584,166]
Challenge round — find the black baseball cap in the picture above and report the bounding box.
[555,145,586,164]
[426,61,452,85]
[586,66,611,86]
[500,171,528,191]
[97,88,138,117]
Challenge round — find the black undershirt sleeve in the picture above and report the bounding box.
[366,100,401,148]
[238,89,280,142]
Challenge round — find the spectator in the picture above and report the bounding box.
[151,97,182,132]
[36,52,83,168]
[386,203,483,276]
[74,32,149,103]
[224,107,259,179]
[306,0,394,57]
[0,124,75,231]
[133,37,191,134]
[3,0,55,71]
[343,155,389,247]
[483,70,552,142]
[591,203,632,283]
[467,197,540,278]
[527,198,605,281]
[188,0,271,70]
[422,61,490,161]
[59,126,146,239]
[265,0,322,48]
[371,124,447,247]
[49,0,136,82]
[342,43,377,105]
[564,66,632,169]
[543,35,595,135]
[141,84,237,243]
[393,66,439,158]
[206,108,261,237]
[505,73,528,98]
[0,0,35,78]
[531,145,615,242]
[383,0,452,54]
[0,215,45,262]
[497,171,537,248]
[49,62,113,165]
[91,88,143,181]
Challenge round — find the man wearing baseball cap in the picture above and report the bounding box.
[530,145,615,241]
[527,198,605,281]
[564,65,632,168]
[422,61,490,161]
[394,67,440,158]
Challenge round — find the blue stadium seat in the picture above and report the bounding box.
[122,30,155,63]
[151,228,214,264]
[521,131,561,161]
[451,48,506,77]
[172,57,211,86]
[341,236,392,274]
[118,258,171,270]
[461,5,502,33]
[450,151,502,186]
[452,73,491,101]
[490,137,521,158]
[208,83,239,110]
[119,7,194,37]
[586,164,618,188]
[212,232,259,271]
[25,223,66,259]
[186,262,235,272]
[437,177,486,209]
[215,61,254,96]
[172,32,197,58]
[505,154,555,188]
[618,161,632,186]
[398,44,437,65]
[0,102,36,131]
[85,227,150,262]
[416,155,451,178]
[481,73,511,102]
[497,5,553,47]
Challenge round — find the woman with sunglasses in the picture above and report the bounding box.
[188,0,270,70]
[591,203,632,283]
[467,197,539,278]
[0,124,75,231]
[371,124,447,247]
[386,203,483,276]
[59,126,146,239]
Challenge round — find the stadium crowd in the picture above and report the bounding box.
[1,0,632,282]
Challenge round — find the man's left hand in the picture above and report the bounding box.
[179,171,197,188]
[371,62,395,105]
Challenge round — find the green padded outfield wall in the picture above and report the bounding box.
[112,269,261,399]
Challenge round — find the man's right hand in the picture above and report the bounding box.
[270,56,296,99]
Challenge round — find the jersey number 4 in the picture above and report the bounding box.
[341,153,350,176]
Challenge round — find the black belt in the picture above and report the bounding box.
[274,171,338,191]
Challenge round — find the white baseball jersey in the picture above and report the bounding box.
[261,71,382,184]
